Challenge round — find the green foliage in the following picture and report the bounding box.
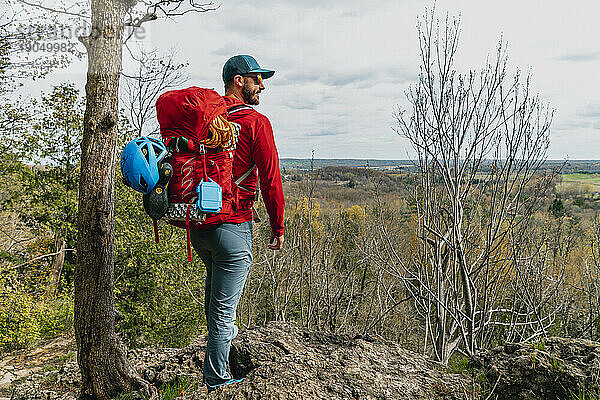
[0,277,73,352]
[574,198,586,207]
[26,83,82,168]
[113,378,201,399]
[549,198,565,218]
[0,84,84,295]
[0,99,31,211]
[0,84,81,353]
[571,386,600,400]
[549,355,564,373]
[0,86,208,351]
[446,353,493,399]
[0,286,40,350]
[447,354,471,374]
[38,296,74,337]
[531,338,546,352]
[114,174,207,348]
[40,371,58,386]
[20,84,82,248]
[159,378,201,399]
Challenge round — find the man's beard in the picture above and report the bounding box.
[242,82,260,105]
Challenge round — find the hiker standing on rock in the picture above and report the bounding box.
[189,54,285,392]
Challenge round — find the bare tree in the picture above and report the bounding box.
[386,9,559,363]
[570,215,600,339]
[238,171,416,345]
[121,47,188,136]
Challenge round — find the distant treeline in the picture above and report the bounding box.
[281,158,600,174]
[280,158,410,170]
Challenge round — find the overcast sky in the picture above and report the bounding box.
[36,0,600,159]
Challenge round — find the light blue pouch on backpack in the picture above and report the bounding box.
[196,178,222,213]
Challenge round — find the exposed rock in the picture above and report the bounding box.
[11,322,470,399]
[0,335,74,394]
[9,323,600,400]
[8,345,191,400]
[471,336,600,400]
[135,343,206,391]
[200,322,468,400]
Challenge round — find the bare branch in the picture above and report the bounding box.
[6,248,76,271]
[17,0,89,18]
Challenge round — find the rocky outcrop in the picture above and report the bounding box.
[0,335,75,400]
[8,323,600,399]
[10,322,470,399]
[471,336,600,400]
[205,323,468,400]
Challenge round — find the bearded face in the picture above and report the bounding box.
[242,78,261,105]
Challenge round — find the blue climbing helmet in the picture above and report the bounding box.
[121,136,169,194]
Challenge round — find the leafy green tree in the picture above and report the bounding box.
[549,198,566,218]
[0,101,30,210]
[13,84,84,289]
[25,83,82,237]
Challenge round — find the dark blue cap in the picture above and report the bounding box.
[222,55,275,83]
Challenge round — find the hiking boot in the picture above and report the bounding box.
[207,377,245,394]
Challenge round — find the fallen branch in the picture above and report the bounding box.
[7,248,76,271]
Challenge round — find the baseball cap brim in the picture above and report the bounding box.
[248,68,275,79]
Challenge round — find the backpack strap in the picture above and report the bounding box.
[236,165,261,204]
[185,203,193,262]
[235,164,256,187]
[153,220,160,244]
[228,104,253,114]
[228,104,255,188]
[164,136,200,153]
[228,105,260,204]
[199,144,208,182]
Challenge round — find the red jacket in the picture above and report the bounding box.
[224,97,285,237]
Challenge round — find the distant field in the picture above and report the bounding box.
[561,173,600,186]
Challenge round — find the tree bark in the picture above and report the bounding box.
[74,0,153,398]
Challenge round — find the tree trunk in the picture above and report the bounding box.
[74,0,153,398]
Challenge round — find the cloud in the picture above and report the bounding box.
[275,67,412,90]
[557,52,600,62]
[554,102,600,132]
[26,0,600,159]
[580,102,600,118]
[212,43,239,57]
[305,129,348,137]
[219,14,272,38]
[553,120,590,132]
[231,0,403,11]
[276,70,363,87]
[281,98,319,110]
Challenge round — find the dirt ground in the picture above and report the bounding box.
[0,334,75,398]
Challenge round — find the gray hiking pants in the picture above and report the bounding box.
[190,221,253,391]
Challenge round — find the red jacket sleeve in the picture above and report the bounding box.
[253,116,285,236]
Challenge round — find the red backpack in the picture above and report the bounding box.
[155,87,238,260]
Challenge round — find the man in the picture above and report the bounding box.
[190,54,285,392]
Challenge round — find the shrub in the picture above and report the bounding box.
[114,177,207,348]
[0,286,74,353]
[0,289,39,351]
